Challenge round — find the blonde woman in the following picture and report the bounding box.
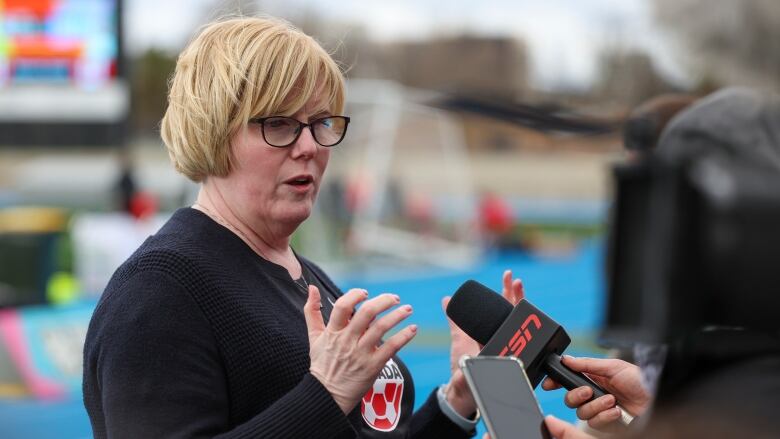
[83,16,524,438]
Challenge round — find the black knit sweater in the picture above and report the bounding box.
[82,208,473,438]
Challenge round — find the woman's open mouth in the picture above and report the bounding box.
[284,175,314,192]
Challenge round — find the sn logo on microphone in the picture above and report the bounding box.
[499,314,541,357]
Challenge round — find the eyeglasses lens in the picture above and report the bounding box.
[263,117,299,146]
[313,117,346,146]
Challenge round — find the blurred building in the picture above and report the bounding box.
[350,36,528,99]
[390,36,528,97]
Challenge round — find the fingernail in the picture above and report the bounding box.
[410,324,418,333]
[404,305,412,312]
[578,387,590,398]
[393,294,401,302]
[611,407,621,418]
[604,395,615,406]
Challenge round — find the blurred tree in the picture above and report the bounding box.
[129,49,176,137]
[654,0,780,90]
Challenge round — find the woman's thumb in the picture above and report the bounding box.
[303,285,325,344]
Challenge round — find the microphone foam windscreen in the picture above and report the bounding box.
[446,280,513,345]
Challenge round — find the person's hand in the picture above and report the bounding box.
[480,415,595,439]
[545,415,598,439]
[441,270,526,417]
[305,286,417,414]
[542,356,650,431]
[500,268,525,304]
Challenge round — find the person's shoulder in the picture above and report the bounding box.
[102,236,199,298]
[94,253,198,322]
[106,208,230,291]
[95,211,224,322]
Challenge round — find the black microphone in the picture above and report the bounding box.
[447,280,633,425]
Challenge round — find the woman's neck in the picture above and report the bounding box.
[193,184,302,278]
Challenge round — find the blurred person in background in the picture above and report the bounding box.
[541,87,780,438]
[82,15,525,438]
[478,191,515,250]
[114,148,136,214]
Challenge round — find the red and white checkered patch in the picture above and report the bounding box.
[360,358,404,431]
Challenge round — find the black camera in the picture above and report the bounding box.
[603,131,780,345]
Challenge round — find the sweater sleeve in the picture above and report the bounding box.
[83,269,355,439]
[408,388,476,439]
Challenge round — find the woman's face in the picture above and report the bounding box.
[217,95,332,233]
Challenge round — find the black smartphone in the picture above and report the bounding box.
[459,355,551,439]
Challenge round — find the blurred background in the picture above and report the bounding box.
[0,0,778,437]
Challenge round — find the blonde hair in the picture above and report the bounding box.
[161,16,345,182]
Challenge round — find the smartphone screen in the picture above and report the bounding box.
[461,356,550,439]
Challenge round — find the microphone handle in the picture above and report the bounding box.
[543,353,634,426]
[543,353,607,399]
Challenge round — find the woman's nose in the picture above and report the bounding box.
[291,126,318,158]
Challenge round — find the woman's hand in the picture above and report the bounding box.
[541,356,651,431]
[305,286,417,414]
[441,270,526,417]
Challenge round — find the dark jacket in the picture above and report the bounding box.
[83,208,472,439]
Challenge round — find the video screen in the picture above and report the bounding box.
[0,0,119,89]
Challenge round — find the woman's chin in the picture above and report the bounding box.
[274,204,313,227]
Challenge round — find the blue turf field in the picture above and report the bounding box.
[0,241,606,438]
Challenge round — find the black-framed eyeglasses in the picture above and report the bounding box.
[249,115,351,148]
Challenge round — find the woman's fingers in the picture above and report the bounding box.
[303,285,325,345]
[328,288,368,331]
[375,324,418,363]
[346,293,401,337]
[308,288,419,415]
[359,303,414,350]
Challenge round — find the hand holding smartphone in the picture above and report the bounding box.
[460,355,551,439]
